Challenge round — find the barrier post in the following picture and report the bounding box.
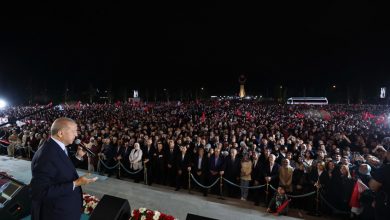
[118,161,121,178]
[144,161,148,185]
[218,174,224,200]
[265,183,269,206]
[188,171,191,194]
[97,156,101,173]
[315,185,321,216]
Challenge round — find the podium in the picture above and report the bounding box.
[0,173,31,220]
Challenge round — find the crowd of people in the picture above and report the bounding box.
[0,100,389,219]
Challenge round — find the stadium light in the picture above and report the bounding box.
[0,99,7,109]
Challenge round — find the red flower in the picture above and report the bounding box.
[165,216,175,220]
[146,210,154,219]
[132,210,140,219]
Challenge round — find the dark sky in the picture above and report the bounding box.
[1,1,390,103]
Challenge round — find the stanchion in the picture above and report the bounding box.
[315,185,321,216]
[97,155,101,173]
[144,161,148,185]
[218,174,224,200]
[118,161,121,178]
[12,144,15,157]
[188,171,192,194]
[265,182,269,206]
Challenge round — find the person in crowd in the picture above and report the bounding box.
[267,186,289,215]
[142,138,155,185]
[152,141,166,184]
[175,145,191,191]
[121,141,131,177]
[209,148,224,195]
[240,153,252,201]
[251,151,263,205]
[3,101,390,219]
[279,158,294,193]
[369,145,390,220]
[263,154,280,203]
[129,143,143,183]
[339,164,355,212]
[30,117,97,220]
[165,140,177,186]
[224,148,241,197]
[191,147,209,196]
[292,162,308,210]
[357,163,372,186]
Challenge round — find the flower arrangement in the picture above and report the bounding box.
[82,193,100,215]
[81,193,176,220]
[130,208,176,220]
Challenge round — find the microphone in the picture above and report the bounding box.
[74,139,96,157]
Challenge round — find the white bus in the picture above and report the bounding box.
[286,97,328,105]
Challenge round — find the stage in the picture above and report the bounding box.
[0,155,308,220]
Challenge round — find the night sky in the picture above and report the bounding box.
[1,1,390,104]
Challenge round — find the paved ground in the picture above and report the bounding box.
[1,155,328,220]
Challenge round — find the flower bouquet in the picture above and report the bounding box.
[130,208,176,220]
[82,193,100,215]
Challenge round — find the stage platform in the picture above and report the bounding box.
[0,155,322,220]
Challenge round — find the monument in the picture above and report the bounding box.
[238,74,246,98]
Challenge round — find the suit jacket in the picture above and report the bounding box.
[142,145,155,168]
[113,146,124,158]
[251,159,263,182]
[30,138,82,220]
[176,153,191,172]
[209,155,224,173]
[262,162,280,187]
[192,155,209,173]
[309,169,329,189]
[224,156,241,180]
[165,149,177,170]
[121,147,131,165]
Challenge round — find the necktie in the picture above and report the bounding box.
[64,148,68,156]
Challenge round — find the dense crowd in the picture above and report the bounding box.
[0,101,389,219]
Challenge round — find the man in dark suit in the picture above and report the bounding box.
[251,152,263,205]
[30,118,97,220]
[165,140,177,186]
[175,145,191,191]
[223,148,241,197]
[209,148,225,194]
[113,139,124,179]
[152,141,166,184]
[191,147,209,196]
[142,138,155,185]
[121,141,131,177]
[262,154,280,203]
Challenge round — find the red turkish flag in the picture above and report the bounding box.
[201,112,206,123]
